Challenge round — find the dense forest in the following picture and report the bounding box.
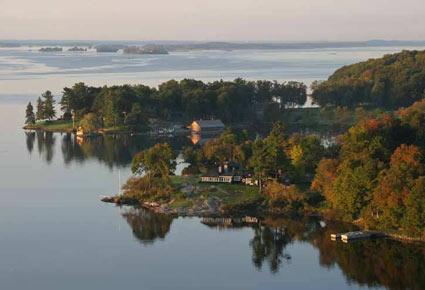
[56,79,306,128]
[312,99,425,237]
[312,50,425,109]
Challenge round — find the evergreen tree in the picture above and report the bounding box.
[42,90,56,120]
[25,102,36,124]
[36,97,45,120]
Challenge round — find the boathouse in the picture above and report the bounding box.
[190,119,225,133]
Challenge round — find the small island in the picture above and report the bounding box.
[123,44,169,55]
[95,44,125,53]
[68,46,87,52]
[39,47,63,52]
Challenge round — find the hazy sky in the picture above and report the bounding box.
[1,0,424,41]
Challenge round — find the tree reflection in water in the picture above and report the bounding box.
[311,223,425,290]
[121,207,174,245]
[26,132,190,168]
[200,216,425,289]
[250,225,292,273]
[30,131,56,163]
[25,131,35,154]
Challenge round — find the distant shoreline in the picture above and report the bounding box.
[3,40,425,51]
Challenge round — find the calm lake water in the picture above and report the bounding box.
[1,46,425,289]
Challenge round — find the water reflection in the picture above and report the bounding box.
[121,210,425,290]
[25,131,35,154]
[26,132,191,168]
[121,207,173,245]
[28,131,57,163]
[250,225,292,273]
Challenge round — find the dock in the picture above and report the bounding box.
[331,231,386,242]
[341,231,372,242]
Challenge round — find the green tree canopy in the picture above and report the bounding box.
[36,97,44,120]
[312,50,425,109]
[131,143,177,181]
[25,102,35,124]
[42,91,56,120]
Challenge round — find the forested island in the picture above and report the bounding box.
[106,98,425,240]
[39,47,63,52]
[23,78,308,134]
[68,46,87,52]
[123,45,169,55]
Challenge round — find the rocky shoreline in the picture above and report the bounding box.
[101,195,425,243]
[101,195,226,217]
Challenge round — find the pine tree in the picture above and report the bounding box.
[42,91,56,120]
[36,97,45,121]
[25,102,36,124]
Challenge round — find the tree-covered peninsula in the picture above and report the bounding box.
[312,50,425,109]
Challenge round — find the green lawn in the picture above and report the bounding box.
[24,120,75,132]
[171,175,262,208]
[201,183,261,206]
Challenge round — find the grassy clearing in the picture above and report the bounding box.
[24,120,75,132]
[170,175,200,186]
[201,183,261,206]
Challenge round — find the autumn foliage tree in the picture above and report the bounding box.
[371,145,424,230]
[124,143,177,200]
[312,100,425,236]
[311,159,339,207]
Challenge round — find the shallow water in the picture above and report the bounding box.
[1,47,425,289]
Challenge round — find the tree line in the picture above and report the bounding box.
[25,91,56,124]
[26,79,307,128]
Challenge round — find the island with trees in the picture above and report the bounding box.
[123,45,169,55]
[105,98,425,241]
[68,46,87,52]
[39,47,63,52]
[23,79,309,134]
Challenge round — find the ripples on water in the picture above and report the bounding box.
[2,45,425,94]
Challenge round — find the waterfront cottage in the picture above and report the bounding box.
[190,119,225,133]
[201,174,234,183]
[200,161,243,184]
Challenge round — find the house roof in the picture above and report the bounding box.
[194,119,225,128]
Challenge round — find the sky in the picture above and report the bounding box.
[1,0,425,41]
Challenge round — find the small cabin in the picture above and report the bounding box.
[200,161,243,184]
[190,119,225,134]
[201,174,234,183]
